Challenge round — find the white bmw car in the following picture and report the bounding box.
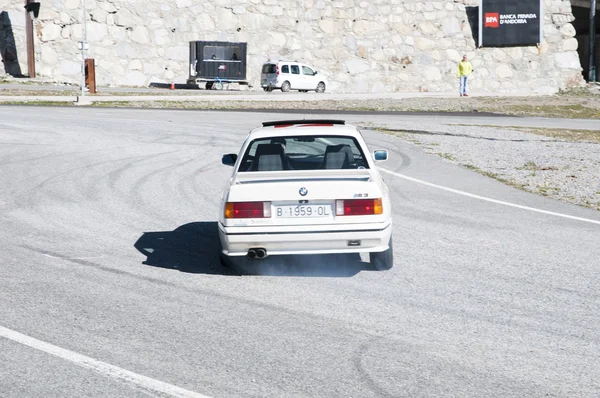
[218,119,393,270]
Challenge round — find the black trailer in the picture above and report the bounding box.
[186,41,249,90]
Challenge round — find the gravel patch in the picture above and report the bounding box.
[366,120,600,211]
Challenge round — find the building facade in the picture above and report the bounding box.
[0,0,589,93]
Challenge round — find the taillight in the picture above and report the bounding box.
[335,199,383,216]
[225,202,271,218]
[276,65,280,75]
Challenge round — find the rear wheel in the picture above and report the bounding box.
[281,81,291,92]
[316,82,326,93]
[370,238,393,271]
[205,82,213,90]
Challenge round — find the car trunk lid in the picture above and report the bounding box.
[225,170,384,226]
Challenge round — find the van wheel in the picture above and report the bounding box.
[281,81,291,92]
[316,82,326,93]
[369,238,393,271]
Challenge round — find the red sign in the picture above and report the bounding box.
[485,13,499,28]
[218,64,227,70]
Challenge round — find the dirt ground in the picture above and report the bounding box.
[1,81,599,119]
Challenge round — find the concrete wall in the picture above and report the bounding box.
[0,0,587,93]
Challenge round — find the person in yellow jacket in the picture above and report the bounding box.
[457,55,473,97]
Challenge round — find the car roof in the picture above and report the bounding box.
[248,120,360,140]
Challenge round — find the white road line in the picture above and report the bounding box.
[379,168,600,226]
[0,325,212,398]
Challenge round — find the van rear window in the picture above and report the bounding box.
[262,64,276,74]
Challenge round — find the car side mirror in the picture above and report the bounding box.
[314,71,318,75]
[373,150,388,162]
[222,153,237,166]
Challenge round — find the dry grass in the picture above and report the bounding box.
[480,104,600,119]
[449,124,600,143]
[506,127,600,143]
[1,83,599,119]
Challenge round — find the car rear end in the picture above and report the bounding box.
[261,63,279,90]
[219,171,392,258]
[219,121,392,258]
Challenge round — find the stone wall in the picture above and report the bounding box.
[1,0,586,93]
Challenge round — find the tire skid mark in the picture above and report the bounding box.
[184,161,225,205]
[0,126,63,139]
[11,241,599,349]
[63,150,196,227]
[148,134,209,145]
[0,141,56,147]
[90,155,216,226]
[16,154,155,208]
[352,336,398,398]
[20,244,389,352]
[105,149,191,190]
[1,145,135,167]
[17,149,190,207]
[176,161,221,206]
[128,156,217,214]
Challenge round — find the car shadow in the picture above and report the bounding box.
[134,221,372,277]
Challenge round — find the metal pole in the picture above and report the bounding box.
[24,0,35,77]
[80,0,87,96]
[590,0,597,82]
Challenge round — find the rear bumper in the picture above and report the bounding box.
[219,221,392,256]
[260,78,279,88]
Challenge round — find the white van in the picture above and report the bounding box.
[261,61,327,93]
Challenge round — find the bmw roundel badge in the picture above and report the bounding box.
[299,187,308,196]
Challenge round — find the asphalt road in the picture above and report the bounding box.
[1,107,599,397]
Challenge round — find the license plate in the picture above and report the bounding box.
[275,205,332,218]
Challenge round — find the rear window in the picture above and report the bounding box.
[238,135,369,172]
[262,64,276,74]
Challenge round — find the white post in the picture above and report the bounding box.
[80,0,87,96]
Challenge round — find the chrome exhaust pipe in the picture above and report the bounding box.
[247,249,257,259]
[256,248,267,259]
